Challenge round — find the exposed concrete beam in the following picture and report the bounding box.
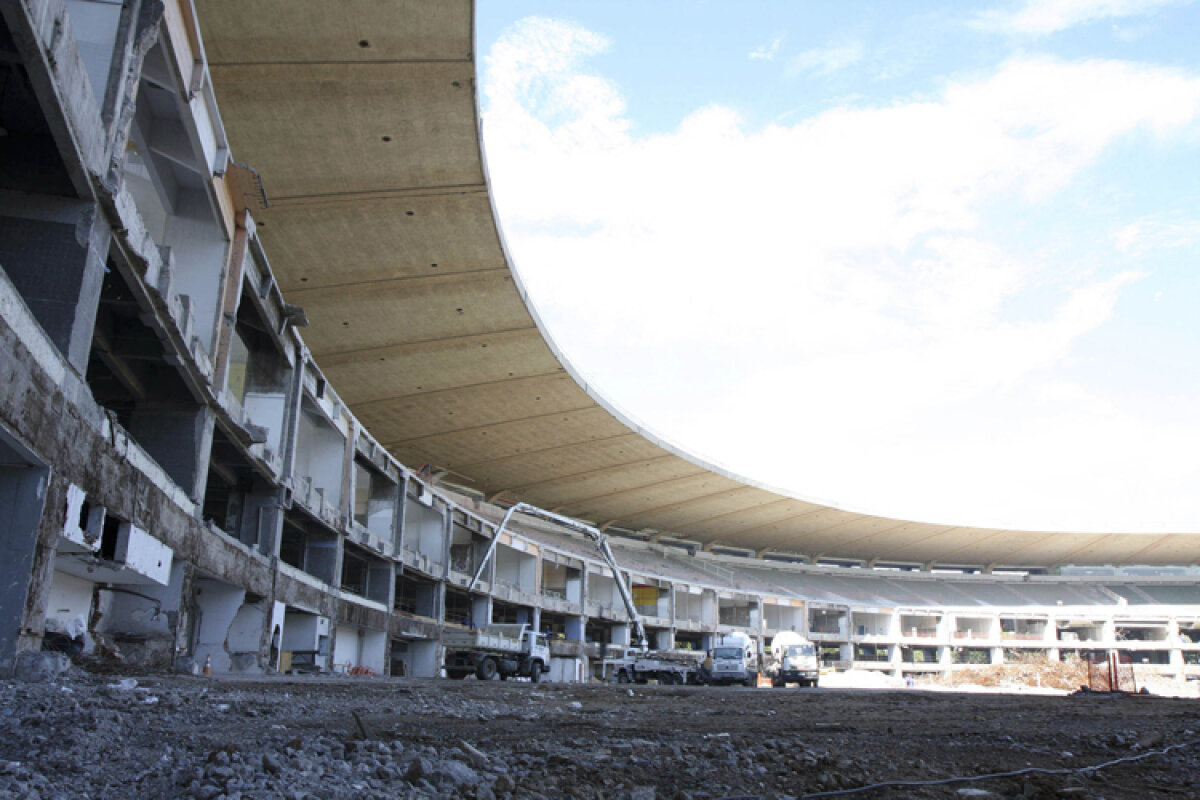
[90,329,148,400]
[267,181,487,208]
[284,265,511,298]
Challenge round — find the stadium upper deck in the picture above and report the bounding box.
[190,0,1199,569]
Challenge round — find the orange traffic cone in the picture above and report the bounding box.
[203,654,212,675]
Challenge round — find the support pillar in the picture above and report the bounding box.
[0,194,110,372]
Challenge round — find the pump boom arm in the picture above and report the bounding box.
[467,502,648,647]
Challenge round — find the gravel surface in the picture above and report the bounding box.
[0,669,1196,799]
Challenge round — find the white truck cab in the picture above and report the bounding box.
[708,632,758,686]
[767,630,819,687]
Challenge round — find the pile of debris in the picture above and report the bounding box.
[925,659,1090,692]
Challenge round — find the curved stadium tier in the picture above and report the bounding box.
[0,0,1197,681]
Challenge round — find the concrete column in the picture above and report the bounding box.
[367,560,393,607]
[516,606,538,630]
[0,439,50,671]
[470,595,491,628]
[210,211,250,392]
[0,195,110,372]
[241,491,284,556]
[610,624,632,647]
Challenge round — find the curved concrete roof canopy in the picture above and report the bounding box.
[194,0,1200,569]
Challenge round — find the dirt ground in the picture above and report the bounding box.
[0,667,1197,799]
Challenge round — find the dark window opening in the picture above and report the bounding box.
[443,587,472,627]
[87,262,190,431]
[99,514,121,562]
[855,644,891,662]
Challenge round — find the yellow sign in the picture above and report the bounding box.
[632,585,658,608]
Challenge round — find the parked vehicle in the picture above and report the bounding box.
[766,630,819,687]
[708,632,759,686]
[602,647,703,685]
[442,623,549,682]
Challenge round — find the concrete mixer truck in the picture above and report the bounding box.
[766,630,819,688]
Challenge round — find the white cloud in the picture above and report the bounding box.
[1113,217,1200,254]
[974,0,1188,35]
[481,17,1200,531]
[786,41,864,76]
[750,33,785,61]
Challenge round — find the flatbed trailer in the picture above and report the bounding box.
[602,647,704,685]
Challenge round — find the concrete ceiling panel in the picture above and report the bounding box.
[451,436,670,488]
[388,406,631,479]
[319,328,560,405]
[208,62,480,198]
[524,463,714,513]
[196,0,471,64]
[672,499,832,536]
[355,372,591,443]
[258,191,503,292]
[569,473,746,524]
[294,271,532,356]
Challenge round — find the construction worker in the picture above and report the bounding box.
[699,651,713,685]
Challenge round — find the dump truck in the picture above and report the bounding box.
[765,630,819,687]
[708,631,759,686]
[602,647,704,685]
[442,623,550,682]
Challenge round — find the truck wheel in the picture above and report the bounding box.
[771,677,784,688]
[617,670,630,684]
[744,674,756,687]
[529,662,543,683]
[476,657,498,681]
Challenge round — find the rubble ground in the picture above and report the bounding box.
[0,670,1197,800]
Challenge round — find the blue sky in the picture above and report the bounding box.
[475,1,1200,534]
